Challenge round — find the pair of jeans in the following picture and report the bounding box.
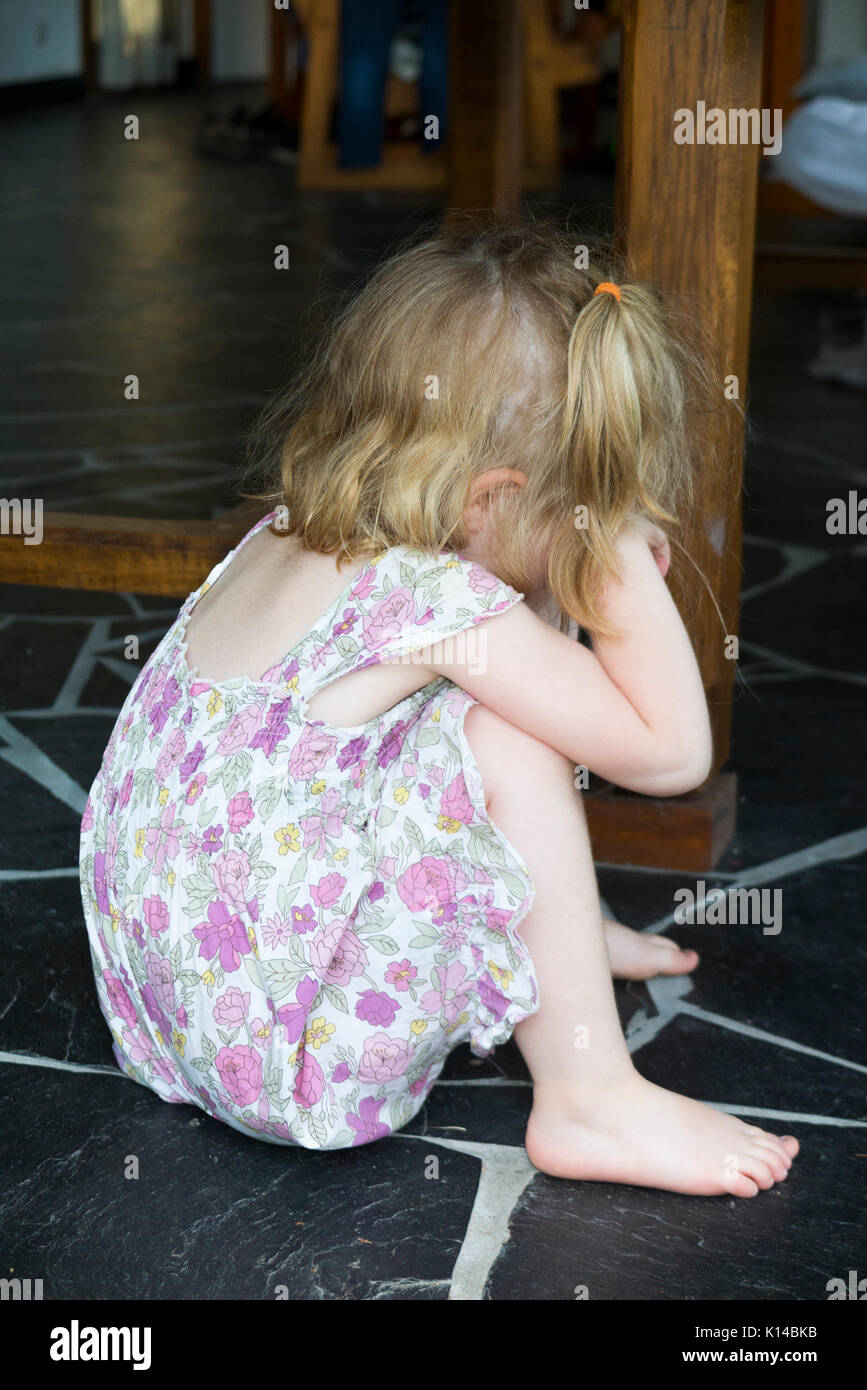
[337,0,448,168]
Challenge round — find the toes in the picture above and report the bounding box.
[653,938,700,973]
[753,1130,793,1168]
[751,1142,789,1182]
[728,1172,759,1198]
[741,1153,775,1190]
[780,1135,800,1159]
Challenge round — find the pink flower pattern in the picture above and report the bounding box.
[80,510,537,1151]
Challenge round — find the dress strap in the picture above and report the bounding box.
[183,507,279,612]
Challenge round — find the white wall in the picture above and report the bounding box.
[0,0,82,85]
[211,0,267,82]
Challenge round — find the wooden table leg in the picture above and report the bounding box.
[584,0,765,868]
[615,0,764,773]
[446,0,522,219]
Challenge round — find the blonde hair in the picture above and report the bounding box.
[243,217,721,632]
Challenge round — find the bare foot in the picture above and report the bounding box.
[604,919,699,980]
[526,1072,800,1197]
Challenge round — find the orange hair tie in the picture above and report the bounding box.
[594,281,621,302]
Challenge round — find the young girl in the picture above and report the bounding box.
[80,221,799,1196]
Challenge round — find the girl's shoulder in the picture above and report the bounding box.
[377,542,523,602]
[354,543,524,658]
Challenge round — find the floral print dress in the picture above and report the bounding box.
[79,510,539,1149]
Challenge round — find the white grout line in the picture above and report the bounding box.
[756,429,867,482]
[0,866,80,881]
[50,618,113,712]
[642,825,867,935]
[397,1133,537,1301]
[704,1103,867,1128]
[738,638,867,688]
[0,714,88,815]
[676,1001,867,1075]
[0,1051,121,1077]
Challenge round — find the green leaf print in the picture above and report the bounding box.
[322,983,349,1013]
[182,875,217,918]
[413,566,448,588]
[255,777,285,820]
[499,869,530,900]
[399,562,416,588]
[288,849,310,884]
[222,752,251,798]
[263,1071,283,1103]
[308,1114,328,1147]
[335,636,359,657]
[381,572,393,594]
[201,1034,217,1064]
[378,806,397,828]
[259,957,306,1002]
[169,942,182,974]
[132,864,150,895]
[284,935,308,967]
[190,1056,210,1073]
[413,727,440,747]
[404,818,425,852]
[366,935,399,955]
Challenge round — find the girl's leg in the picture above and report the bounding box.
[464,705,799,1197]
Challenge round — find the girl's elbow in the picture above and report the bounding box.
[665,738,713,794]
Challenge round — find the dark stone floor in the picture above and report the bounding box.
[1,90,865,1302]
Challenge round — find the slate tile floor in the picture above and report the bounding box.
[1,91,865,1302]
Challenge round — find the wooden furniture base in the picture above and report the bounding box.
[0,504,263,600]
[585,773,738,872]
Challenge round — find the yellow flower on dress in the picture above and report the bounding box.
[305,1017,335,1050]
[487,960,513,989]
[275,823,300,854]
[134,828,146,858]
[158,787,169,807]
[311,779,326,795]
[247,927,259,959]
[252,1019,272,1046]
[172,1029,186,1056]
[437,814,460,834]
[333,847,349,861]
[394,786,409,805]
[167,869,176,888]
[445,560,461,570]
[207,690,223,718]
[202,969,216,988]
[109,904,121,934]
[431,708,441,722]
[410,1019,427,1036]
[155,1029,164,1046]
[287,675,299,692]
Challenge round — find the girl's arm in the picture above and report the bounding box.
[421,526,713,796]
